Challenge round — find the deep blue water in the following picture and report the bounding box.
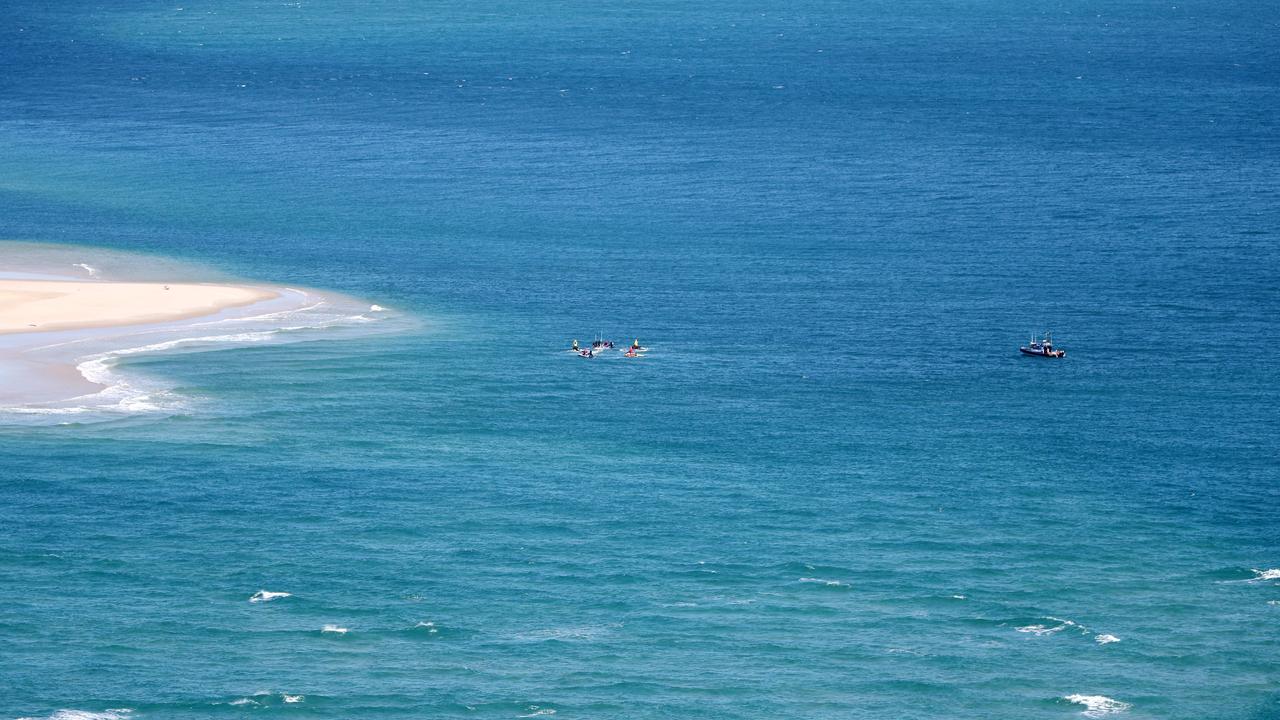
[2,1,1279,718]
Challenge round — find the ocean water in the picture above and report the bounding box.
[1,1,1278,718]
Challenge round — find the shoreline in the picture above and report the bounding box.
[0,279,279,335]
[0,243,403,420]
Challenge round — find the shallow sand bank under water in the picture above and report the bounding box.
[0,242,411,422]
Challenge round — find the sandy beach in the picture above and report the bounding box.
[0,280,277,334]
[0,247,394,414]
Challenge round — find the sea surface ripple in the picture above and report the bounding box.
[1,0,1278,718]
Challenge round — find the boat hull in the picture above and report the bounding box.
[1020,347,1065,358]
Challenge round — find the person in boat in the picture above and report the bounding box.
[632,339,640,350]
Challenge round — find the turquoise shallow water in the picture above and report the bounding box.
[2,1,1279,718]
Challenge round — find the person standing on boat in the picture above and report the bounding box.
[572,339,579,351]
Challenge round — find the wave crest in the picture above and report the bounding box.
[798,577,851,588]
[18,711,133,720]
[0,285,413,425]
[1063,694,1130,717]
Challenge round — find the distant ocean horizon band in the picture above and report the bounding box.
[0,241,411,423]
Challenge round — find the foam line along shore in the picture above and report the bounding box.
[0,241,411,421]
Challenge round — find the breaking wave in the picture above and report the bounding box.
[393,620,476,640]
[1017,623,1066,636]
[0,284,413,425]
[1013,616,1118,645]
[1214,567,1280,584]
[1062,694,1130,717]
[249,590,291,603]
[1016,616,1083,636]
[221,692,307,707]
[18,711,133,720]
[798,577,851,588]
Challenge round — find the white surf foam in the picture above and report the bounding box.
[798,577,850,587]
[518,708,556,717]
[73,263,100,278]
[1018,616,1087,636]
[0,276,411,425]
[1016,624,1064,636]
[1094,634,1121,644]
[19,711,133,720]
[84,332,282,366]
[415,621,439,633]
[249,590,291,603]
[370,304,385,312]
[1063,694,1130,717]
[282,694,304,704]
[1219,568,1280,585]
[185,300,327,327]
[322,624,349,634]
[0,331,283,420]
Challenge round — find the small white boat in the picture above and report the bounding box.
[1020,332,1065,358]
